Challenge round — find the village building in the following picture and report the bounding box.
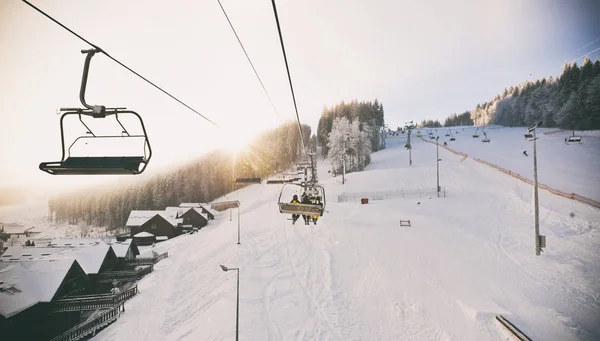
[165,207,209,229]
[0,258,88,340]
[179,203,216,220]
[126,211,183,239]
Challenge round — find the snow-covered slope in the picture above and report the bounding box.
[89,132,599,341]
[429,126,600,201]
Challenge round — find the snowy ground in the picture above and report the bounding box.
[427,126,600,202]
[82,132,600,341]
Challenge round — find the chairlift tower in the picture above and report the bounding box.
[529,122,546,255]
[405,121,414,166]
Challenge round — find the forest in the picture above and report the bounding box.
[48,122,311,230]
[472,58,600,129]
[317,99,385,158]
[418,58,600,130]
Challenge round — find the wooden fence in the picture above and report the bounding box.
[49,305,121,341]
[97,266,153,283]
[419,136,600,209]
[129,252,169,266]
[338,188,446,202]
[52,285,138,313]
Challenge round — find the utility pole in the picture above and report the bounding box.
[529,122,545,255]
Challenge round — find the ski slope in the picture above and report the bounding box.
[427,126,600,202]
[65,133,600,340]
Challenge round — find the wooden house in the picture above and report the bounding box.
[0,259,88,340]
[179,203,216,220]
[165,207,209,229]
[127,211,183,239]
[1,244,118,293]
[133,231,156,246]
[106,239,140,269]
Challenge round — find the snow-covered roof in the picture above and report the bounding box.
[1,245,113,275]
[1,225,33,235]
[126,210,183,227]
[134,231,155,238]
[155,236,168,241]
[47,238,105,248]
[179,203,208,208]
[165,207,209,221]
[105,239,139,258]
[0,263,38,318]
[0,258,83,318]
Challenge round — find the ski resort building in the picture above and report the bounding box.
[126,211,184,239]
[0,258,89,340]
[165,207,209,228]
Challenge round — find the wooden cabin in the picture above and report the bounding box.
[0,259,88,340]
[127,211,183,239]
[166,207,209,229]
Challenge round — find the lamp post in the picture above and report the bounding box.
[436,136,441,197]
[528,122,545,255]
[220,265,240,341]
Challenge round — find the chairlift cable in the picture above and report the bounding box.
[22,0,220,128]
[270,0,307,156]
[216,0,284,125]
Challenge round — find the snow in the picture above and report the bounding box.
[1,244,111,275]
[126,211,183,227]
[106,239,137,258]
[433,126,600,202]
[0,258,78,318]
[134,231,155,238]
[89,130,599,341]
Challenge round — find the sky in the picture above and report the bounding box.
[0,0,599,198]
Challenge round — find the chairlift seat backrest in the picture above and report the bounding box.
[524,133,533,139]
[565,136,582,143]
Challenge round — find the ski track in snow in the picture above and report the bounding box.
[9,127,599,341]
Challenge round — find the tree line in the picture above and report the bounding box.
[48,122,310,230]
[317,99,385,158]
[471,57,600,128]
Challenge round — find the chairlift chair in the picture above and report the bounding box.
[524,133,533,139]
[565,130,582,144]
[277,183,326,217]
[40,49,151,175]
[449,135,456,141]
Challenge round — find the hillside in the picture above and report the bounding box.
[81,130,600,341]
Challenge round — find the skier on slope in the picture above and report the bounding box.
[523,150,528,157]
[290,194,300,224]
[301,193,312,225]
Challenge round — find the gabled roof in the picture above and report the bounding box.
[1,245,115,275]
[0,258,86,318]
[165,207,208,221]
[105,239,140,258]
[0,262,38,318]
[126,210,183,227]
[179,203,217,216]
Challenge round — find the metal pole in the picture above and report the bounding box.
[342,141,346,185]
[533,129,540,255]
[235,269,240,341]
[408,130,412,166]
[436,138,440,197]
[237,206,240,245]
[230,208,232,221]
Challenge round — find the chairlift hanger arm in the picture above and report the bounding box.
[79,49,107,118]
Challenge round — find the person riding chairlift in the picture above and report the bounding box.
[301,193,312,225]
[312,196,323,225]
[290,194,300,224]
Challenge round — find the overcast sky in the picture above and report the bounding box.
[1,0,599,197]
